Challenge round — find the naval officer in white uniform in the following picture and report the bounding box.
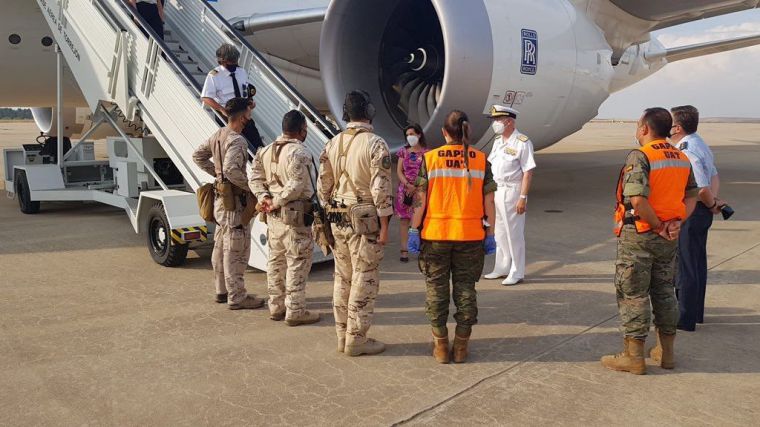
[484,105,536,285]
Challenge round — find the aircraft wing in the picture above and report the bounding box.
[610,0,759,30]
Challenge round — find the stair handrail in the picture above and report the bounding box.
[100,0,203,95]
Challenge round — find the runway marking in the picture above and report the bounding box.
[575,239,615,255]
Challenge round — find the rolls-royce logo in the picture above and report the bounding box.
[521,29,538,75]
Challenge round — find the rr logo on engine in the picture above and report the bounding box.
[521,29,538,75]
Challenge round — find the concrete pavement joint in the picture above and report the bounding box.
[392,313,618,425]
[707,241,760,271]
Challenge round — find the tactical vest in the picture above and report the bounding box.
[421,144,487,242]
[614,140,692,235]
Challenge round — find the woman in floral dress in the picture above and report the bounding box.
[396,124,428,262]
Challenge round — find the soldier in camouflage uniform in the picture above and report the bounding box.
[317,91,393,357]
[249,110,320,326]
[602,108,698,374]
[193,97,265,310]
[407,110,497,364]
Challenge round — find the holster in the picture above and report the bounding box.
[240,192,258,225]
[312,204,334,256]
[349,202,379,235]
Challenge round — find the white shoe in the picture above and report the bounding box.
[484,271,507,280]
[502,276,524,286]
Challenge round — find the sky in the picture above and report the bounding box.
[598,9,760,119]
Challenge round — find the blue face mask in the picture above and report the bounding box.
[225,63,238,73]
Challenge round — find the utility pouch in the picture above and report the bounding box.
[280,200,313,227]
[215,180,236,211]
[349,202,379,235]
[197,183,215,222]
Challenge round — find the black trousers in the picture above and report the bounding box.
[136,2,164,40]
[214,116,264,154]
[676,202,713,331]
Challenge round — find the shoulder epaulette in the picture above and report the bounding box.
[209,69,218,76]
[517,134,529,143]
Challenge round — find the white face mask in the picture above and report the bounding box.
[407,135,420,146]
[492,121,506,136]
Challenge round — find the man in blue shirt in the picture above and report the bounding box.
[670,105,727,331]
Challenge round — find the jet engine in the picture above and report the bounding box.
[320,0,615,150]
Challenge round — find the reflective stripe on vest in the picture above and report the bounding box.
[613,140,691,236]
[422,145,487,242]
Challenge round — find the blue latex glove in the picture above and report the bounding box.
[484,234,497,255]
[408,228,421,254]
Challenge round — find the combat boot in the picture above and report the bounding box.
[215,293,228,304]
[337,337,346,353]
[649,329,675,369]
[228,295,266,310]
[269,311,286,321]
[346,338,386,357]
[452,334,470,363]
[285,311,321,327]
[432,330,450,364]
[600,337,647,375]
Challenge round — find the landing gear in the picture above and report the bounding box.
[14,170,40,214]
[146,202,188,267]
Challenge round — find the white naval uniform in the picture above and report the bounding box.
[201,65,249,106]
[487,129,536,280]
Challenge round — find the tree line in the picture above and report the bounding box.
[0,108,33,120]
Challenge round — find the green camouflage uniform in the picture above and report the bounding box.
[616,150,698,338]
[416,147,497,335]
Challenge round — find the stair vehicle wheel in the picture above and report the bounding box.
[14,170,40,214]
[146,202,188,267]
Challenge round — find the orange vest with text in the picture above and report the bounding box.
[614,140,691,235]
[422,144,487,241]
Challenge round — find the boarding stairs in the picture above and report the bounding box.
[26,0,337,268]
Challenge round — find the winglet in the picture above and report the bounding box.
[646,33,760,63]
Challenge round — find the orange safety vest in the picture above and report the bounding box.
[422,144,487,241]
[613,140,691,235]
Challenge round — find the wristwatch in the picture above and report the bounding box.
[519,195,528,200]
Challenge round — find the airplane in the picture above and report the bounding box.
[2,0,759,152]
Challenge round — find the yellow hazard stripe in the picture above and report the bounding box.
[171,226,209,243]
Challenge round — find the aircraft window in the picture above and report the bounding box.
[41,36,53,47]
[9,34,21,45]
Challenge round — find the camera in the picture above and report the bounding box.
[720,204,735,220]
[245,84,256,99]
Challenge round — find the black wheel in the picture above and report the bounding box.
[146,202,188,267]
[14,169,40,214]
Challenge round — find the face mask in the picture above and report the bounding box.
[225,63,238,73]
[492,121,506,135]
[407,135,419,146]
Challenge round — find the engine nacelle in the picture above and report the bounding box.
[320,0,614,151]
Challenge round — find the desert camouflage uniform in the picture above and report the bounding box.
[249,136,315,320]
[616,150,698,338]
[317,122,393,346]
[193,127,253,305]
[416,149,497,335]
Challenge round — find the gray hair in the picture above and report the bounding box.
[216,44,240,63]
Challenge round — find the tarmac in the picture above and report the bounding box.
[1,121,759,426]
